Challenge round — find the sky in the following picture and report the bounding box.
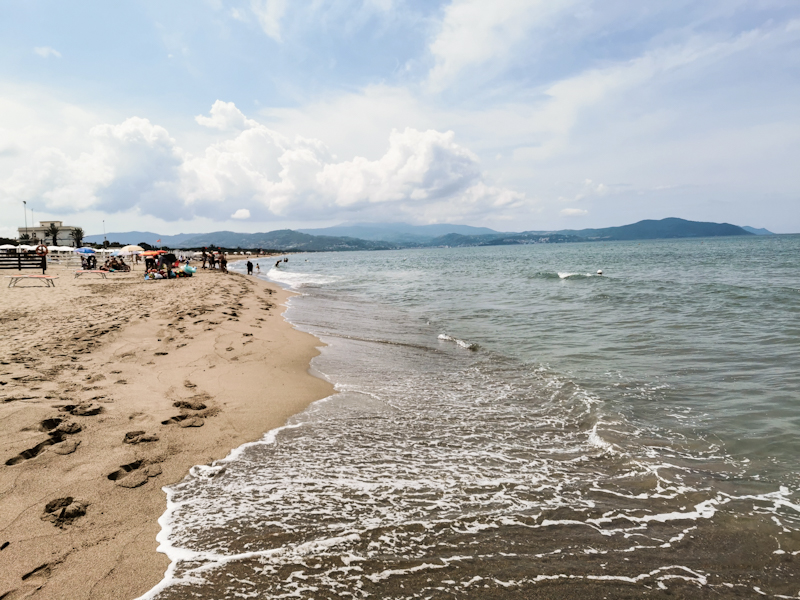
[1,0,799,237]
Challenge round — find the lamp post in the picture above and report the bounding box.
[23,201,28,239]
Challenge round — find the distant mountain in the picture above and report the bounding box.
[546,218,753,241]
[89,218,757,253]
[426,232,582,247]
[298,222,497,244]
[741,226,774,235]
[174,230,393,251]
[84,231,201,246]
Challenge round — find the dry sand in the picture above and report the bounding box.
[0,262,334,599]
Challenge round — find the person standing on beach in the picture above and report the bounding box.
[256,263,260,274]
[220,254,228,274]
[246,260,253,275]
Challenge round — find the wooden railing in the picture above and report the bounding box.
[0,254,47,274]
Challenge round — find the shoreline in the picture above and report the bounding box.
[0,263,334,600]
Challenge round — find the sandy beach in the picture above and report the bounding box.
[0,262,334,600]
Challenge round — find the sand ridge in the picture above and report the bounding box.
[0,263,334,599]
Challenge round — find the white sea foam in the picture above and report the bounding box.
[138,241,800,598]
[264,266,337,289]
[437,333,479,350]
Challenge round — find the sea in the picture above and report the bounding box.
[141,235,800,599]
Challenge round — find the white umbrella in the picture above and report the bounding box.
[0,244,16,250]
[120,245,144,253]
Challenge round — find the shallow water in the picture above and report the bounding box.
[142,236,800,599]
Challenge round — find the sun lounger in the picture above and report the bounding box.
[6,275,59,288]
[74,270,108,279]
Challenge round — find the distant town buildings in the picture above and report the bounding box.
[17,221,82,246]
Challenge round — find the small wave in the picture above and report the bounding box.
[438,333,479,350]
[558,272,596,279]
[266,267,337,289]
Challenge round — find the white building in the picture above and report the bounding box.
[17,221,82,246]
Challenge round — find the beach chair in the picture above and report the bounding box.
[6,275,59,288]
[74,270,108,279]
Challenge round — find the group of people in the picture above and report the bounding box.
[245,260,261,275]
[80,255,98,270]
[80,254,130,272]
[144,254,196,280]
[200,251,228,273]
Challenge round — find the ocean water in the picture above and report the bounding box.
[142,236,800,599]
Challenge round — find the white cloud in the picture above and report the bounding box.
[195,100,258,131]
[33,46,62,59]
[560,208,588,217]
[250,0,287,41]
[317,128,481,207]
[1,102,526,225]
[427,0,578,90]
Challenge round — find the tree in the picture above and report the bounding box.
[19,232,31,242]
[70,227,84,248]
[46,223,60,246]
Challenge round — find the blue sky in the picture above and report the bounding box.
[1,0,799,236]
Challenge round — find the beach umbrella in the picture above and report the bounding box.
[120,245,144,253]
[74,247,96,254]
[141,250,166,256]
[0,244,16,250]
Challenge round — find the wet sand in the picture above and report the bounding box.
[0,263,334,599]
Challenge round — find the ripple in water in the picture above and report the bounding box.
[141,336,799,599]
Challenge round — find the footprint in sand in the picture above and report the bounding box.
[41,497,88,527]
[5,435,64,465]
[107,461,162,488]
[161,415,205,427]
[68,404,103,416]
[38,417,63,432]
[54,422,81,435]
[173,399,206,410]
[49,439,81,455]
[123,431,159,444]
[4,416,85,465]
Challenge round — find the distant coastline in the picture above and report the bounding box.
[82,217,779,252]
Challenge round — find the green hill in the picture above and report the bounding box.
[547,218,752,241]
[175,229,394,251]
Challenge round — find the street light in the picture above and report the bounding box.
[23,201,28,239]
